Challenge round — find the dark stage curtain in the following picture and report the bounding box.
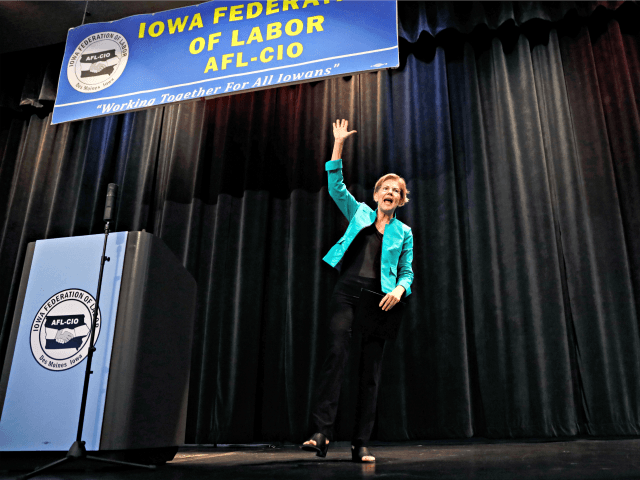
[397,1,628,41]
[1,2,639,443]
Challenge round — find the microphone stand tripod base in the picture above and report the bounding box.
[67,440,87,459]
[19,441,156,480]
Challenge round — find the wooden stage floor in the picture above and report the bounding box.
[2,438,640,479]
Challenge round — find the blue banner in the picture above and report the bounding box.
[52,0,398,124]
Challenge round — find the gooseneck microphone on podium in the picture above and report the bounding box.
[21,183,155,479]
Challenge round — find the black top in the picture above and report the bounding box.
[340,224,383,279]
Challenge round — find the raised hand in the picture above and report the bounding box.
[331,119,357,161]
[332,119,357,142]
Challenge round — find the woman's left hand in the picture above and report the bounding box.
[379,286,405,311]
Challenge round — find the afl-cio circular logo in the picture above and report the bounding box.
[67,31,129,93]
[30,289,101,372]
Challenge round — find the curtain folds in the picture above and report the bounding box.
[398,1,628,43]
[1,2,640,442]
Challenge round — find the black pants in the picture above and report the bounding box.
[312,275,386,446]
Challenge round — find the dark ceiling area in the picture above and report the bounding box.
[0,1,205,54]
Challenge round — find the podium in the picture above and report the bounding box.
[0,232,196,466]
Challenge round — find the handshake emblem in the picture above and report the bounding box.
[79,49,120,79]
[55,328,76,344]
[44,314,90,350]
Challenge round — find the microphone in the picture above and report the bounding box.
[103,183,119,223]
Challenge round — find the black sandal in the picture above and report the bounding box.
[301,432,329,457]
[351,444,375,463]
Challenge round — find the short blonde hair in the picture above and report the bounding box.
[374,173,410,206]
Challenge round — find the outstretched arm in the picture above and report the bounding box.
[326,119,359,220]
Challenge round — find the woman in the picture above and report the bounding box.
[302,119,414,463]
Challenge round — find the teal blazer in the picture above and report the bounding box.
[322,159,414,297]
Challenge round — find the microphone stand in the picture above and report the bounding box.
[21,186,155,479]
